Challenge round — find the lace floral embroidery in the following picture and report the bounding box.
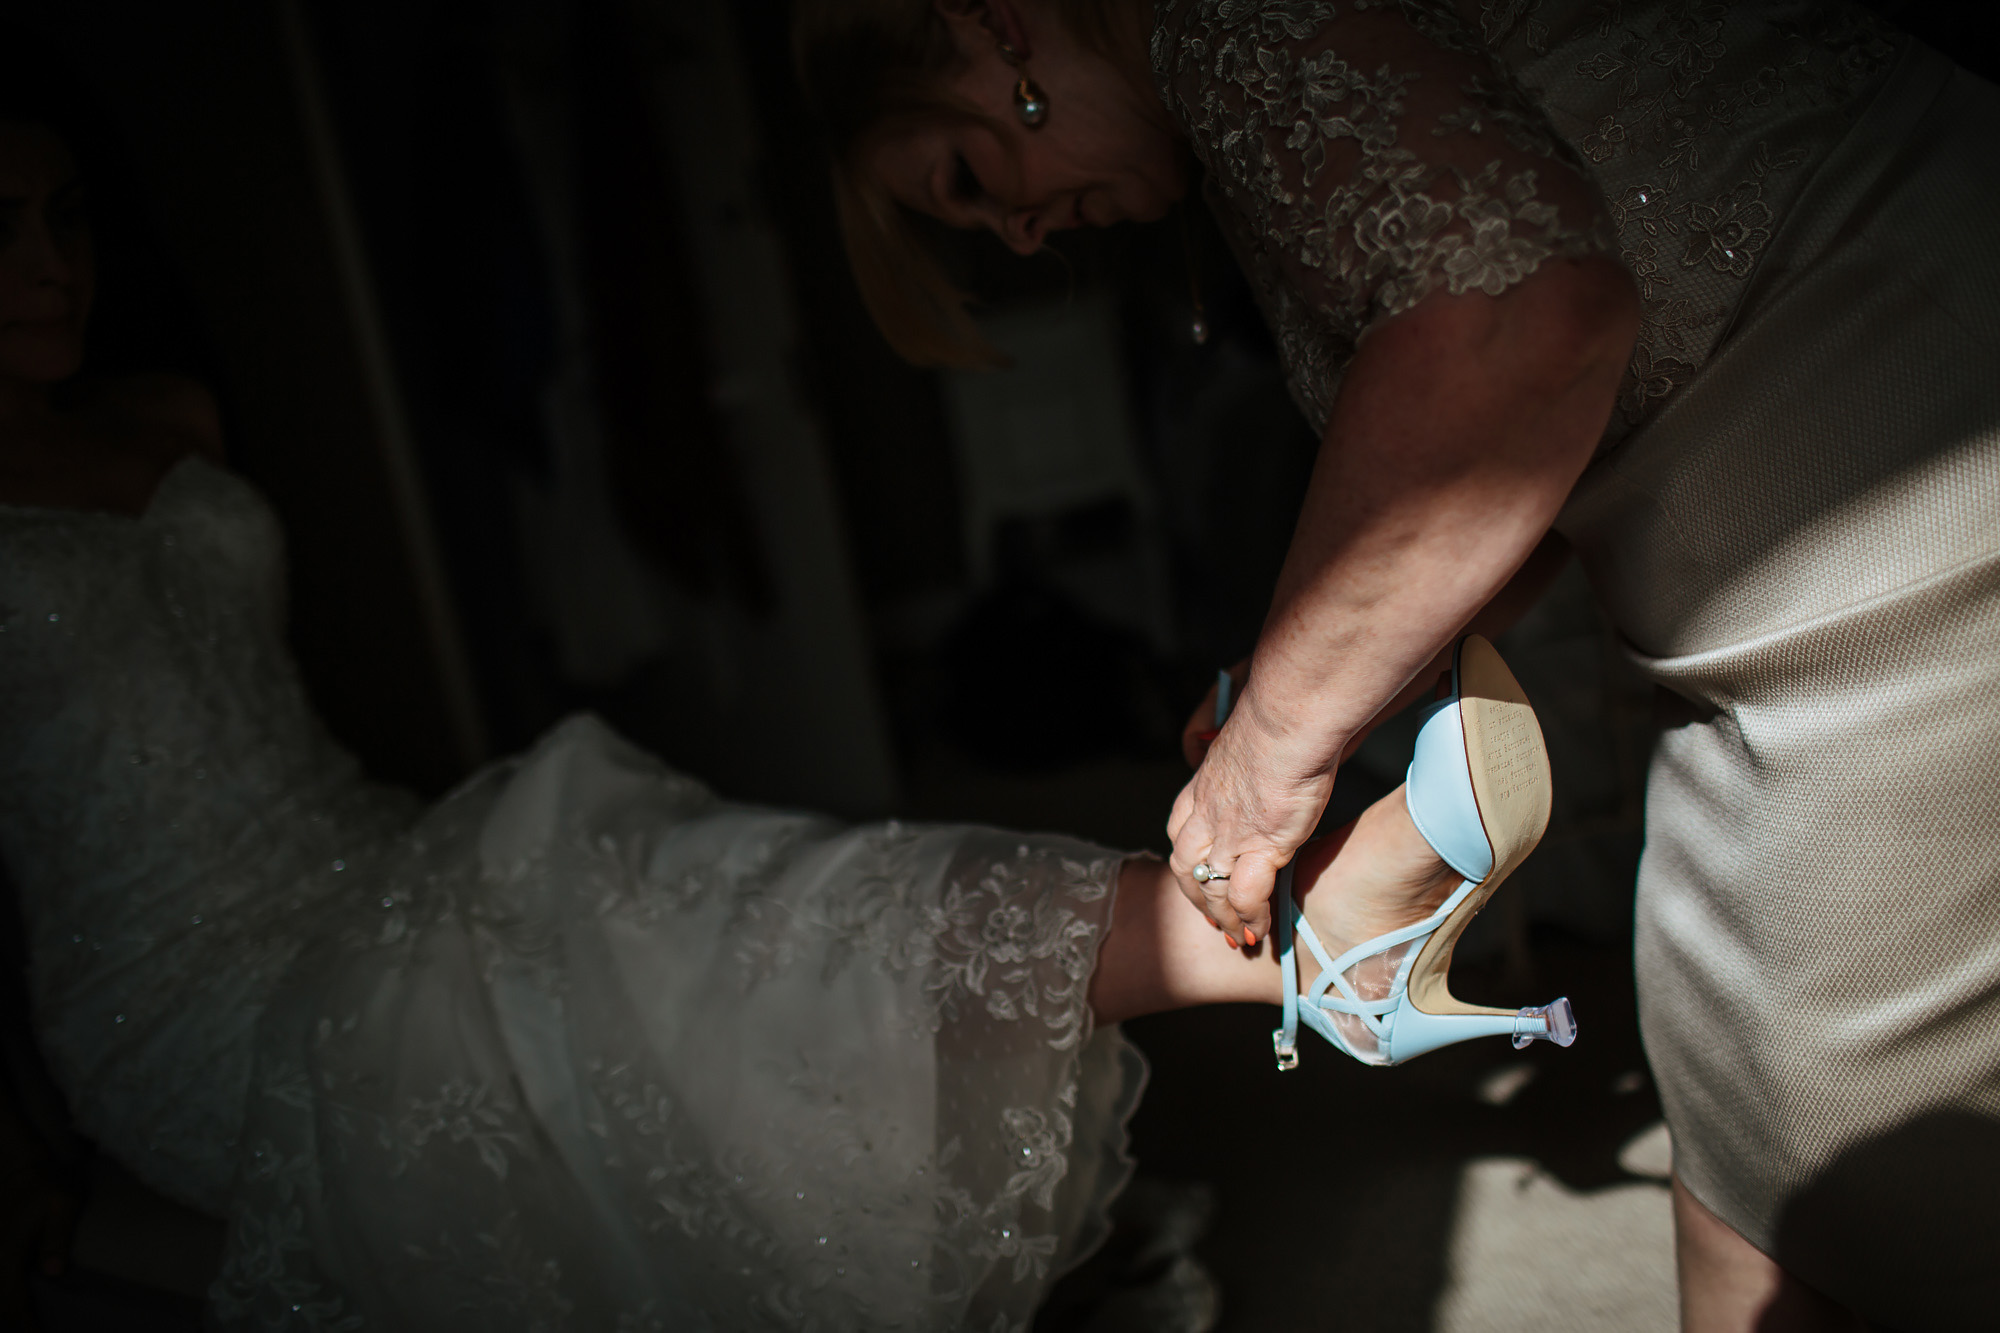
[1154,0,1901,438]
[923,847,1109,1048]
[1549,2,1898,425]
[1154,0,1614,429]
[385,1078,528,1180]
[210,1136,360,1331]
[205,795,1130,1330]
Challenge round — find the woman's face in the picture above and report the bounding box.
[866,4,1186,255]
[0,120,92,385]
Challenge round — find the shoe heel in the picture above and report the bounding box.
[1512,996,1577,1049]
[1266,637,1578,1070]
[1380,1001,1524,1063]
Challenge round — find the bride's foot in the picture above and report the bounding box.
[1287,787,1459,1044]
[1273,635,1574,1066]
[1086,809,1446,1029]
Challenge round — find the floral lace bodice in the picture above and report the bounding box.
[1154,0,1902,439]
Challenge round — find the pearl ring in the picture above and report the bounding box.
[1191,862,1229,883]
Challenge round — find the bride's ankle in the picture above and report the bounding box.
[1289,785,1459,980]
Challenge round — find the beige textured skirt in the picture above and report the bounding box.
[1557,44,2000,1326]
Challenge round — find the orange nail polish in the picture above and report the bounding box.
[1225,936,1239,950]
[1244,928,1258,947]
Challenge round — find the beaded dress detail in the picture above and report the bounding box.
[0,458,1143,1331]
[0,459,417,1214]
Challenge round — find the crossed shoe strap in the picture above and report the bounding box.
[1275,864,1300,1069]
[1275,870,1481,1067]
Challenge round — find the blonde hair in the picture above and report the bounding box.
[794,0,1151,367]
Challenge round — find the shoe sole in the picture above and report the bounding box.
[1406,634,1553,1019]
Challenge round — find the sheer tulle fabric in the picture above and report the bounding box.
[1320,940,1416,1062]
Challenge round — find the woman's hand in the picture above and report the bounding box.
[1172,532,1579,939]
[1170,645,1451,941]
[1167,693,1334,944]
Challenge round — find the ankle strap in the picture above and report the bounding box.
[1274,862,1299,1070]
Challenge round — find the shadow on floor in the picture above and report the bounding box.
[1043,934,1666,1332]
[28,1266,204,1333]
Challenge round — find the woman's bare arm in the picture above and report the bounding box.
[1168,254,1640,943]
[1179,529,1575,770]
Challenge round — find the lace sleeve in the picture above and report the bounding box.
[1154,0,1616,427]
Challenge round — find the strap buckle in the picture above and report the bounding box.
[1272,1029,1299,1071]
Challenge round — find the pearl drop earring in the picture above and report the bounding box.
[997,41,1048,128]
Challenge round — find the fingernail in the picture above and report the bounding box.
[1243,928,1257,947]
[1225,936,1239,950]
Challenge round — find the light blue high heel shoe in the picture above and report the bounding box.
[1218,636,1577,1068]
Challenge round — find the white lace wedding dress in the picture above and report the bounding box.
[0,457,1145,1331]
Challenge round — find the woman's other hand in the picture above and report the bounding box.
[1180,658,1249,767]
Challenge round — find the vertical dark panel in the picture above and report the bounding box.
[568,0,772,611]
[300,0,559,756]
